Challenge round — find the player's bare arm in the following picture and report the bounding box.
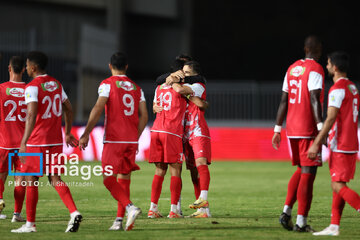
[308,106,339,159]
[171,83,193,95]
[62,99,78,148]
[138,101,148,138]
[189,96,209,110]
[79,96,108,150]
[19,102,38,163]
[272,91,288,150]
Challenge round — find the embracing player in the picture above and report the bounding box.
[167,61,211,218]
[11,51,81,233]
[0,56,27,222]
[79,52,148,231]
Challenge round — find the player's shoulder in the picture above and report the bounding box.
[306,59,324,72]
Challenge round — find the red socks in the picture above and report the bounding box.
[170,176,182,205]
[54,182,77,213]
[151,175,164,204]
[331,191,345,225]
[26,186,38,222]
[284,167,301,207]
[14,185,26,213]
[338,186,360,212]
[297,173,316,216]
[103,176,131,208]
[197,165,210,191]
[0,179,4,199]
[117,179,130,218]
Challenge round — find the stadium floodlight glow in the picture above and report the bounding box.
[8,150,43,176]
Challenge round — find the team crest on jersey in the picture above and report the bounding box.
[116,81,136,91]
[41,81,59,92]
[6,88,24,97]
[348,84,358,95]
[290,66,305,77]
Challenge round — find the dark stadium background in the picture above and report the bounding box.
[0,0,359,124]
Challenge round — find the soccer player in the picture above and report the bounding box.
[0,56,27,222]
[79,52,148,231]
[147,68,187,219]
[153,55,208,215]
[272,36,324,232]
[308,51,360,236]
[166,61,211,218]
[11,51,81,233]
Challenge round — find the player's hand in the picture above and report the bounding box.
[19,143,26,164]
[65,133,79,148]
[307,143,319,160]
[170,70,185,81]
[272,132,281,150]
[153,102,163,113]
[79,134,89,151]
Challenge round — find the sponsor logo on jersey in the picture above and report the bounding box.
[348,84,358,95]
[6,88,25,97]
[116,81,136,91]
[41,81,59,92]
[290,66,305,77]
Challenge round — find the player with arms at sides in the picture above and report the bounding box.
[11,51,81,233]
[308,52,360,236]
[147,63,188,219]
[165,61,211,218]
[0,56,27,222]
[272,36,325,232]
[152,55,208,216]
[79,52,148,231]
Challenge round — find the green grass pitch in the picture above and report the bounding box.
[1,161,360,239]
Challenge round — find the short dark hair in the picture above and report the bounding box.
[110,52,128,70]
[10,56,25,74]
[27,51,48,70]
[328,51,350,73]
[170,54,193,72]
[184,61,202,75]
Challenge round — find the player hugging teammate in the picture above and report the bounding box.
[148,55,212,218]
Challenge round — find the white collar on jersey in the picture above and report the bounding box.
[302,58,315,61]
[335,77,349,82]
[9,81,25,84]
[35,74,48,77]
[114,75,127,77]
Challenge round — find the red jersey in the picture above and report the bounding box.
[98,75,145,143]
[183,83,210,140]
[282,58,325,138]
[328,78,359,153]
[151,83,187,138]
[0,81,26,149]
[25,74,68,146]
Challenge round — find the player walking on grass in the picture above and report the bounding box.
[166,61,211,218]
[272,36,325,232]
[79,52,148,231]
[0,56,27,222]
[147,68,187,219]
[11,51,81,233]
[308,51,360,236]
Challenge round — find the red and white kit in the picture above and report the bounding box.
[0,81,26,172]
[149,83,187,164]
[21,74,68,174]
[282,58,325,166]
[327,78,359,182]
[98,75,145,174]
[183,83,211,169]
